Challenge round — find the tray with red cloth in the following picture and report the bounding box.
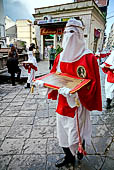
[33,72,91,94]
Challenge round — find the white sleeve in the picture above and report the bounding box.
[66,92,80,108]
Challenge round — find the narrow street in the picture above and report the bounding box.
[0,61,114,170]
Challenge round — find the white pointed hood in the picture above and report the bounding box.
[61,18,86,63]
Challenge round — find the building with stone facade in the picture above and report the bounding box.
[33,0,109,60]
[0,0,6,48]
[5,18,36,48]
[106,23,114,50]
[16,20,36,48]
[5,16,17,45]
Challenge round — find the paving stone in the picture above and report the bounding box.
[18,110,36,117]
[101,157,114,170]
[7,154,46,170]
[0,102,9,109]
[106,124,114,136]
[91,136,112,154]
[0,139,25,155]
[34,117,49,126]
[106,142,114,159]
[13,117,34,125]
[12,96,26,102]
[37,102,49,110]
[47,138,63,154]
[3,94,17,99]
[90,115,103,125]
[85,141,96,155]
[0,127,10,140]
[21,103,37,110]
[0,140,3,147]
[9,102,23,106]
[92,124,110,137]
[1,110,19,117]
[0,109,3,115]
[5,105,22,111]
[0,155,12,170]
[22,139,47,154]
[30,125,54,138]
[49,102,57,109]
[49,116,56,126]
[36,109,49,118]
[6,125,32,138]
[49,109,56,117]
[1,98,13,103]
[0,117,15,126]
[24,98,37,104]
[54,126,57,138]
[77,155,104,170]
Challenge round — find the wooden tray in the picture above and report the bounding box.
[33,72,91,94]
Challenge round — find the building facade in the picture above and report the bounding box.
[106,23,114,50]
[5,16,17,45]
[33,0,108,60]
[16,20,36,48]
[0,0,6,48]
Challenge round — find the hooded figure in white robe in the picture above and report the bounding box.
[33,18,102,168]
[101,50,114,109]
[25,45,38,88]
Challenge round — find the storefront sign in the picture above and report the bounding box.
[40,28,64,35]
[61,18,70,22]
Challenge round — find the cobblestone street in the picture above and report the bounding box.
[0,62,114,170]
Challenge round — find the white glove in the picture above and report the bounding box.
[100,63,105,68]
[67,92,80,108]
[58,87,71,97]
[110,66,114,70]
[33,80,44,88]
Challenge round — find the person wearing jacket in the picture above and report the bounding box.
[6,45,21,86]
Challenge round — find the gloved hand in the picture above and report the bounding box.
[33,80,44,88]
[58,87,71,97]
[110,65,114,70]
[100,63,105,68]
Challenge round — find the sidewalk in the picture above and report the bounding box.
[0,60,50,78]
[0,64,114,170]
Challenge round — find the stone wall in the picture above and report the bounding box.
[0,53,28,70]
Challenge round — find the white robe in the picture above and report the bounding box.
[104,50,114,99]
[55,51,92,155]
[27,51,37,84]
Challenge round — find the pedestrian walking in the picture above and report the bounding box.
[24,43,38,88]
[48,45,56,70]
[33,18,102,167]
[6,45,21,86]
[100,49,114,109]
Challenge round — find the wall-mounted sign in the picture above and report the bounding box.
[61,18,70,22]
[94,29,100,38]
[37,17,69,25]
[40,28,64,35]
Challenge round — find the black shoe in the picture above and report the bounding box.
[12,83,16,86]
[25,83,30,89]
[77,140,85,160]
[55,156,75,168]
[106,98,112,109]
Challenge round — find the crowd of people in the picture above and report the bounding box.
[6,17,114,168]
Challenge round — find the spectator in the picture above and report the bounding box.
[6,45,21,86]
[48,45,56,70]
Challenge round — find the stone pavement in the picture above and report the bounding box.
[0,62,114,170]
